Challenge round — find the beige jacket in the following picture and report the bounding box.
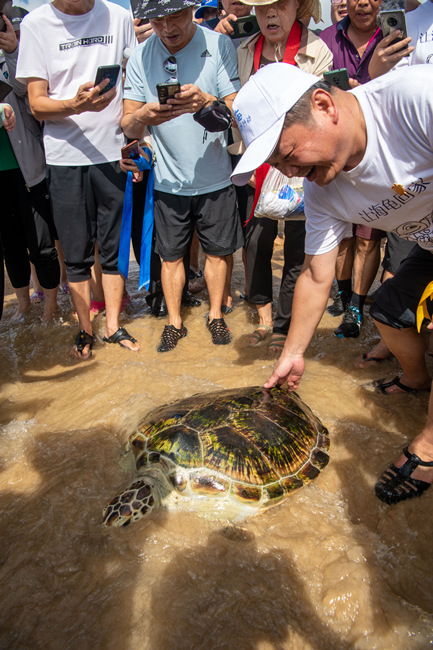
[229,25,333,155]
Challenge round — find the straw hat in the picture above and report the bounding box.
[240,0,322,25]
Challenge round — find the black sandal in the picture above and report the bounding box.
[207,317,231,345]
[158,324,187,353]
[375,447,433,505]
[103,326,137,348]
[73,330,94,357]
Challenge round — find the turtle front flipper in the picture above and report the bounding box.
[103,479,158,527]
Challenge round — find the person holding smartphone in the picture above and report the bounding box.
[16,0,140,359]
[228,0,332,356]
[319,0,388,342]
[121,0,243,353]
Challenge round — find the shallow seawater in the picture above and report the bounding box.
[1,247,433,649]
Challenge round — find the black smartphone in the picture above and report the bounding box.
[230,15,260,39]
[94,64,121,95]
[0,0,12,32]
[156,82,181,104]
[0,79,12,102]
[379,9,407,48]
[121,139,139,160]
[323,68,351,91]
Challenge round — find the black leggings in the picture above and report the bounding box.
[0,168,59,290]
[245,217,306,335]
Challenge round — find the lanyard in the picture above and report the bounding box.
[253,20,302,72]
[118,147,155,291]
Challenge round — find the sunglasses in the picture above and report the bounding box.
[163,56,178,82]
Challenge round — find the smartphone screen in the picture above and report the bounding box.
[156,82,180,104]
[121,140,139,160]
[94,65,121,95]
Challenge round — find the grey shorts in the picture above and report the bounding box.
[370,245,433,329]
[153,185,244,261]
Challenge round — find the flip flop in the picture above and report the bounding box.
[371,375,430,395]
[103,326,137,349]
[360,352,388,364]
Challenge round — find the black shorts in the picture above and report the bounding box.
[47,162,125,282]
[382,232,416,274]
[153,185,244,261]
[370,245,433,329]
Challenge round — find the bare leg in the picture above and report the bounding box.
[161,258,184,329]
[69,279,93,359]
[55,240,68,287]
[221,254,233,310]
[352,237,381,296]
[11,286,31,320]
[91,245,104,303]
[30,263,44,302]
[205,254,226,322]
[334,237,354,283]
[42,287,59,321]
[372,319,431,392]
[102,273,139,351]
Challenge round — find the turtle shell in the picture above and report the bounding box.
[129,386,329,510]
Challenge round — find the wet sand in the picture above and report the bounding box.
[1,247,432,649]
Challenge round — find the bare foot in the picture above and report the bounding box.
[70,330,94,360]
[355,340,393,368]
[11,302,31,321]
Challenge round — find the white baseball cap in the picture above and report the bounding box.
[231,63,319,186]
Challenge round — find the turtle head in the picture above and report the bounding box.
[102,477,160,527]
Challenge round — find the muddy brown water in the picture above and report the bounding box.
[1,247,433,649]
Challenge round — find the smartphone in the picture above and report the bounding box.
[121,139,139,160]
[0,0,12,32]
[323,68,351,91]
[94,64,121,95]
[0,79,12,102]
[156,82,181,104]
[230,15,260,39]
[379,9,407,48]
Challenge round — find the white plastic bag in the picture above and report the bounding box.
[254,168,305,221]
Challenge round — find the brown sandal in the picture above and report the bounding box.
[268,333,286,355]
[247,325,272,347]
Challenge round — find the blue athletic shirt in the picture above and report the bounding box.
[124,25,240,195]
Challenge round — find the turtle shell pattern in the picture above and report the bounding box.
[129,386,330,509]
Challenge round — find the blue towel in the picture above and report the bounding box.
[118,147,155,290]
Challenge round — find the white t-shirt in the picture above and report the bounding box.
[16,0,136,166]
[303,65,433,255]
[396,0,433,67]
[124,25,240,195]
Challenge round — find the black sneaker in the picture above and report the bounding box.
[207,317,231,345]
[326,290,351,317]
[334,305,363,338]
[158,324,187,352]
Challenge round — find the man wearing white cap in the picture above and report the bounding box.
[231,62,433,506]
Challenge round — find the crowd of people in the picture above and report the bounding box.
[1,0,433,505]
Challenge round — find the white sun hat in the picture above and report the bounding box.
[231,63,319,186]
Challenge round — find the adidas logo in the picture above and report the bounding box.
[201,49,211,57]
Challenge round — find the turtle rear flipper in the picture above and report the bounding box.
[103,480,158,527]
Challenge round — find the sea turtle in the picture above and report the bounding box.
[103,386,330,527]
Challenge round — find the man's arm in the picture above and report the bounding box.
[26,77,116,121]
[264,247,338,390]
